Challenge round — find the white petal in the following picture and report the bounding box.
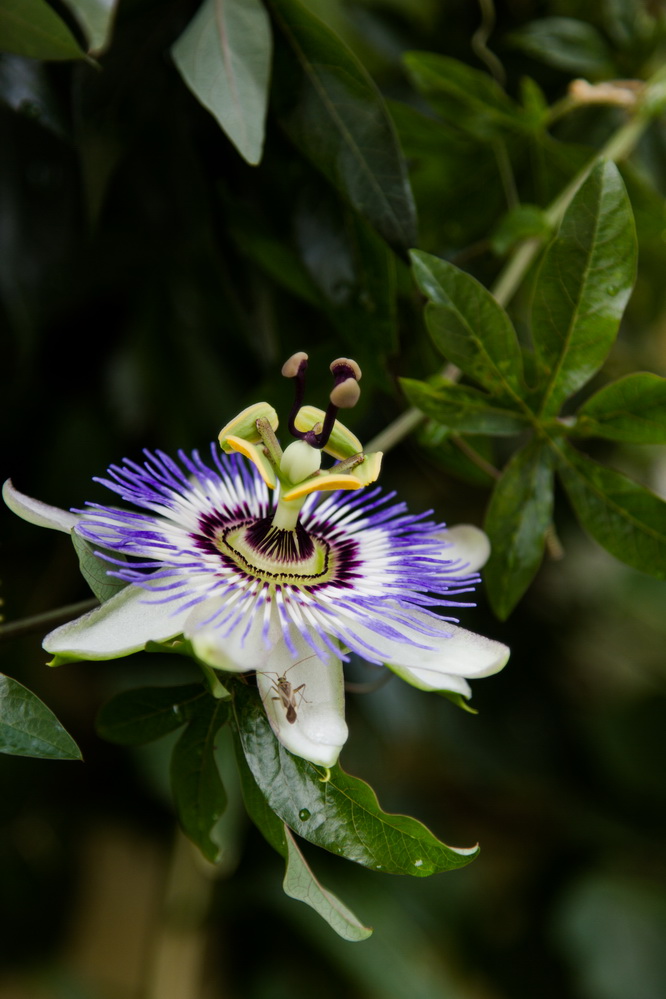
[44,584,190,660]
[256,637,348,768]
[185,598,274,673]
[3,479,79,534]
[345,606,509,690]
[432,524,491,573]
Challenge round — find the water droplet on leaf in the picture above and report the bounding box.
[298,808,311,821]
[413,859,423,867]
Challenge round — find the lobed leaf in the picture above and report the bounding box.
[234,739,372,940]
[0,0,87,60]
[554,440,666,579]
[0,674,82,760]
[172,0,272,165]
[233,684,478,876]
[171,696,230,862]
[531,161,637,417]
[483,440,555,619]
[410,249,526,406]
[267,0,417,249]
[400,378,530,436]
[96,683,207,746]
[574,373,666,444]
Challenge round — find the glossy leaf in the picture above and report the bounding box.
[400,378,530,436]
[574,373,666,444]
[233,684,478,875]
[410,249,526,406]
[172,0,272,165]
[0,0,87,60]
[0,674,82,760]
[490,204,551,256]
[484,440,555,619]
[509,17,615,77]
[268,0,417,249]
[531,161,637,417]
[171,696,229,862]
[403,51,530,141]
[234,740,372,940]
[71,531,128,603]
[61,0,118,52]
[554,440,666,579]
[96,683,207,746]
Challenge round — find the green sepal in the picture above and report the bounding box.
[71,531,128,604]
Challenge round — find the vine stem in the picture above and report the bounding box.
[368,80,662,458]
[0,598,98,642]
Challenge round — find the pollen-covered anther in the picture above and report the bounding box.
[282,351,309,378]
[330,377,361,409]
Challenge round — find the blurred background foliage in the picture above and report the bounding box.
[1,0,666,996]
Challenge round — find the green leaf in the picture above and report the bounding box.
[96,683,207,746]
[0,0,87,60]
[400,378,530,436]
[403,52,531,141]
[172,0,272,166]
[554,440,666,579]
[233,684,478,876]
[71,531,128,603]
[171,695,229,862]
[61,0,118,52]
[531,161,637,417]
[509,17,615,77]
[490,203,551,256]
[0,674,82,760]
[484,440,555,619]
[574,373,666,444]
[234,740,372,940]
[268,0,417,249]
[410,249,526,406]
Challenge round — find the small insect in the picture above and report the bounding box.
[258,654,316,724]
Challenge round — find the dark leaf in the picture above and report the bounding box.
[509,17,615,77]
[554,440,666,579]
[484,440,555,619]
[531,161,637,417]
[96,683,207,746]
[0,674,82,760]
[574,373,666,444]
[233,739,372,940]
[268,0,417,249]
[71,531,128,603]
[171,695,230,862]
[401,378,530,435]
[233,684,478,876]
[0,0,87,61]
[410,249,527,406]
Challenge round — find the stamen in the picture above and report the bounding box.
[283,352,309,441]
[281,352,363,451]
